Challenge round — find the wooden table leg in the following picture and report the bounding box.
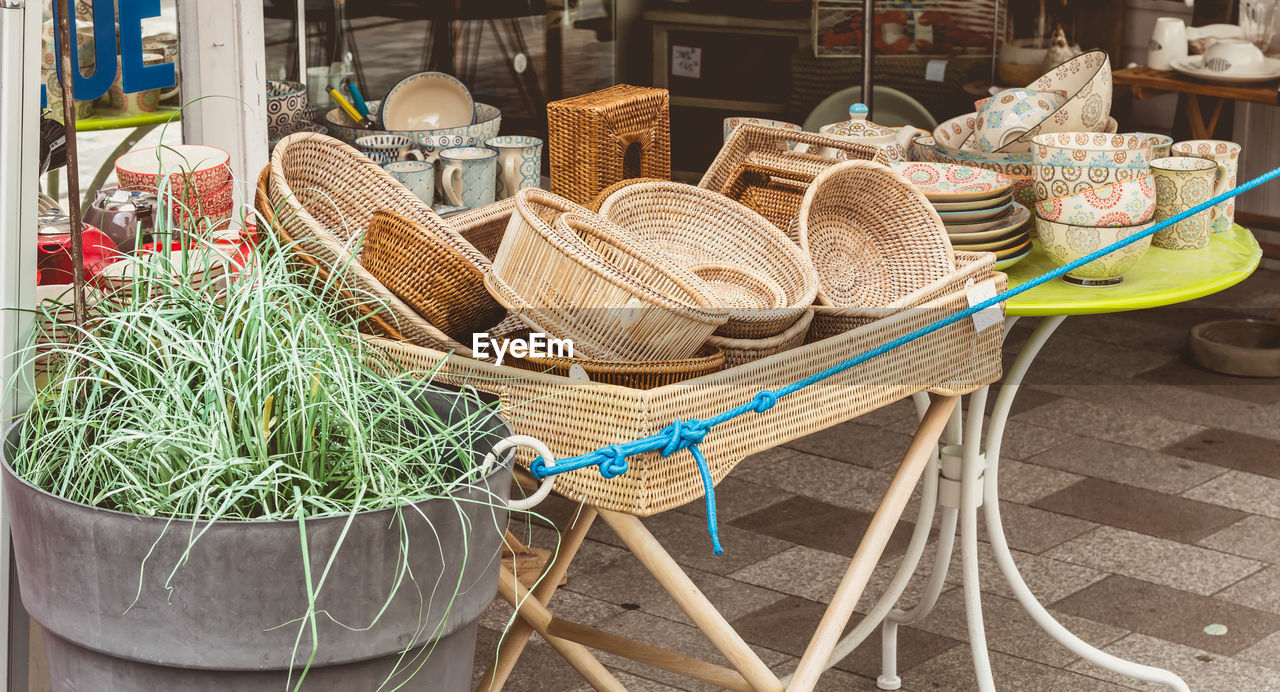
[787,394,958,691]
[1186,94,1226,140]
[599,510,785,692]
[478,506,599,691]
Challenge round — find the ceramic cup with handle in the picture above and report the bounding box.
[1150,156,1231,249]
[439,146,497,210]
[1171,139,1241,232]
[1148,17,1189,71]
[102,52,180,116]
[355,134,425,165]
[1201,38,1266,73]
[382,160,434,207]
[486,135,543,199]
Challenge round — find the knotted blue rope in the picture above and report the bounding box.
[531,165,1280,554]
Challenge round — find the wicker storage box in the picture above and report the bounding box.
[548,85,671,205]
[370,251,1004,516]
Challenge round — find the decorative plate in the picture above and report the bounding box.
[936,202,1014,224]
[382,71,475,131]
[1170,56,1280,85]
[931,192,1014,212]
[890,162,1013,202]
[952,230,1030,253]
[944,203,1031,239]
[994,247,1031,271]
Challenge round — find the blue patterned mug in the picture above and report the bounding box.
[486,136,543,199]
[439,147,497,209]
[383,160,434,206]
[355,134,425,165]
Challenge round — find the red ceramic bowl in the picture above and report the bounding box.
[115,145,231,199]
[36,223,120,285]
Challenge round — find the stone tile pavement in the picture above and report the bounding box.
[476,268,1280,690]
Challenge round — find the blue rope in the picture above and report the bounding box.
[532,164,1280,554]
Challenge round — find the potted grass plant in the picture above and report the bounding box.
[4,200,514,691]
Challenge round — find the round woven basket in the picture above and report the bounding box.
[361,209,507,342]
[689,261,788,339]
[445,197,517,260]
[266,133,495,354]
[705,309,814,368]
[797,160,956,308]
[596,180,818,338]
[488,190,728,361]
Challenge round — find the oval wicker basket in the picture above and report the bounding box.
[488,190,728,361]
[595,180,818,338]
[362,209,507,342]
[266,133,495,354]
[446,197,517,260]
[705,309,814,368]
[797,160,956,308]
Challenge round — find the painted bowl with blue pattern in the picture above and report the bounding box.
[325,101,502,151]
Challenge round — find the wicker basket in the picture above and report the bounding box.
[447,197,517,260]
[699,124,885,238]
[254,165,408,342]
[707,308,813,368]
[361,209,507,342]
[809,252,994,343]
[690,262,785,311]
[267,132,493,354]
[369,251,1006,516]
[548,85,671,205]
[587,177,669,212]
[596,180,818,338]
[798,160,956,308]
[488,190,727,361]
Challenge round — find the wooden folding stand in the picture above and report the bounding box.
[478,393,958,692]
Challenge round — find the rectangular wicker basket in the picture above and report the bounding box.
[370,252,1005,517]
[548,85,672,205]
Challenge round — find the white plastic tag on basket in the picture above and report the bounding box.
[965,279,1003,333]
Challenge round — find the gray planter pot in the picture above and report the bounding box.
[3,390,513,692]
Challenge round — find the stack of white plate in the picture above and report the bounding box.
[890,162,1032,271]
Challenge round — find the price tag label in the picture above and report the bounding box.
[925,59,948,82]
[672,45,703,79]
[965,279,1003,333]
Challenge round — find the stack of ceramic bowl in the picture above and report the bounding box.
[266,80,327,150]
[1030,132,1157,286]
[916,51,1116,206]
[891,162,1032,271]
[115,144,233,233]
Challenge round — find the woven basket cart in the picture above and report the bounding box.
[595,180,819,338]
[361,209,507,342]
[798,160,956,308]
[547,85,671,205]
[707,308,814,368]
[369,251,1005,516]
[488,190,727,360]
[698,124,885,239]
[496,332,726,391]
[254,165,408,342]
[266,132,500,355]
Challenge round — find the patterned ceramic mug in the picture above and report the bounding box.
[440,147,497,209]
[1150,156,1231,250]
[486,136,543,199]
[383,160,434,207]
[1171,140,1240,233]
[355,134,425,165]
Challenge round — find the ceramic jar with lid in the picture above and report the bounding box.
[84,188,158,254]
[816,103,928,162]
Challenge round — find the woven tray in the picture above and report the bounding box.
[699,124,885,238]
[370,252,1004,516]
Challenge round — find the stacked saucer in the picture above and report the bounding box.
[891,162,1032,271]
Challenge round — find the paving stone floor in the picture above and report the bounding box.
[475,267,1280,691]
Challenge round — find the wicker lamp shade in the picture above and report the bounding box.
[699,124,885,240]
[797,160,956,308]
[548,85,671,205]
[596,180,818,339]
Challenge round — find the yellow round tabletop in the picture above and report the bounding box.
[1003,225,1262,317]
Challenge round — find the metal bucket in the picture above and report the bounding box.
[4,389,512,691]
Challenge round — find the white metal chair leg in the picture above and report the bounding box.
[979,316,1191,692]
[960,387,996,692]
